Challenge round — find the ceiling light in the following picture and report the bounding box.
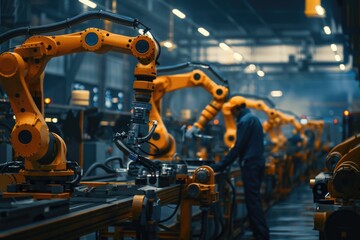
[270,90,283,97]
[248,64,256,71]
[112,97,119,103]
[219,42,231,51]
[172,9,186,19]
[163,41,173,48]
[323,26,331,35]
[79,0,97,8]
[335,54,341,61]
[198,27,210,37]
[339,64,346,70]
[233,52,243,61]
[330,44,337,52]
[315,5,325,16]
[257,70,265,77]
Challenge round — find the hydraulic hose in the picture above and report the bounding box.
[200,206,210,240]
[114,132,161,173]
[83,162,118,177]
[0,10,149,44]
[157,61,229,88]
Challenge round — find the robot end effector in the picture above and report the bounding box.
[114,120,162,174]
[185,125,201,139]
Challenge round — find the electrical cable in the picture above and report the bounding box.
[0,161,24,173]
[104,155,124,169]
[66,161,81,185]
[226,177,237,239]
[113,133,161,173]
[200,206,210,240]
[158,184,182,223]
[157,223,176,232]
[212,203,224,239]
[214,177,236,240]
[157,61,229,90]
[137,140,162,156]
[0,10,145,44]
[83,162,117,177]
[0,11,161,63]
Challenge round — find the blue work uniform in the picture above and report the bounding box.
[211,108,269,240]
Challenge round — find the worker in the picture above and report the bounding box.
[210,104,270,240]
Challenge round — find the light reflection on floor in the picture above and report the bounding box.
[240,183,318,240]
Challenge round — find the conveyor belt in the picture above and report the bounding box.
[0,184,180,240]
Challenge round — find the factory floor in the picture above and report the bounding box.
[239,183,318,240]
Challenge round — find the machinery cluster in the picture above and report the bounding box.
[0,11,357,240]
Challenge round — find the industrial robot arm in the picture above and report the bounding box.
[310,135,360,208]
[275,111,307,149]
[148,62,229,160]
[0,12,159,191]
[311,135,360,239]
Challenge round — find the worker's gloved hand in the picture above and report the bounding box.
[185,125,200,139]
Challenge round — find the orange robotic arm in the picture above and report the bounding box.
[321,134,360,199]
[276,112,307,148]
[0,26,157,183]
[149,68,228,160]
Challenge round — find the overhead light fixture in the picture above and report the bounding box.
[112,97,119,104]
[219,42,231,51]
[248,64,256,71]
[198,27,210,37]
[79,0,97,9]
[323,26,331,35]
[339,64,346,70]
[335,54,341,62]
[44,97,52,105]
[233,52,243,61]
[257,70,265,77]
[163,41,173,48]
[172,9,186,19]
[315,5,325,16]
[330,43,337,52]
[270,90,283,97]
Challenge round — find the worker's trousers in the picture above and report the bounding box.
[242,165,270,240]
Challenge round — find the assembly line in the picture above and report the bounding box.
[0,1,360,240]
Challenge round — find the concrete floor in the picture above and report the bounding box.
[241,183,318,240]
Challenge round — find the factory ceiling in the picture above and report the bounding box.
[0,0,350,70]
[113,0,351,74]
[0,0,359,120]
